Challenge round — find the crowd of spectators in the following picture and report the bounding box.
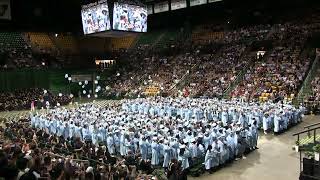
[231,23,314,102]
[104,23,274,98]
[0,88,72,111]
[186,44,246,98]
[0,44,41,70]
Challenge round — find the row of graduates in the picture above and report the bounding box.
[121,98,304,133]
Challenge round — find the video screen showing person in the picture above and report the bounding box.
[81,3,111,35]
[113,3,147,32]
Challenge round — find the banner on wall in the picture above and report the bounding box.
[190,0,207,6]
[0,0,11,20]
[147,5,153,15]
[154,1,169,13]
[71,74,92,82]
[171,0,187,10]
[208,0,223,3]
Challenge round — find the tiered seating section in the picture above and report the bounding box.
[231,23,313,102]
[192,31,224,43]
[0,32,37,69]
[0,32,27,50]
[27,32,56,52]
[103,20,320,102]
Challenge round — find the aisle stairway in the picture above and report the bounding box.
[295,55,320,104]
[169,46,226,96]
[223,50,258,98]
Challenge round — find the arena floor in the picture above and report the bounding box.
[0,102,318,180]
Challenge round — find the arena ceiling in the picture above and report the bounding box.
[0,0,318,33]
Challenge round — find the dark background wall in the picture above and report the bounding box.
[1,0,319,33]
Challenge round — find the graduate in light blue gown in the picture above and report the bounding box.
[57,121,64,137]
[203,133,211,150]
[34,116,40,129]
[190,139,198,159]
[120,133,126,156]
[226,132,236,160]
[106,133,115,154]
[82,125,90,141]
[31,116,36,128]
[124,136,131,156]
[151,138,160,166]
[99,126,107,142]
[162,140,171,168]
[113,130,120,154]
[50,120,57,134]
[217,137,227,164]
[74,124,82,140]
[159,107,165,117]
[69,121,75,139]
[170,138,179,160]
[45,119,50,133]
[91,126,99,146]
[262,113,270,134]
[63,123,70,139]
[139,137,148,161]
[206,109,214,121]
[133,135,140,154]
[178,145,189,170]
[251,121,258,149]
[221,110,228,126]
[149,107,155,117]
[204,145,217,171]
[273,113,281,133]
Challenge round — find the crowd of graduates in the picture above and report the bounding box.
[3,97,300,179]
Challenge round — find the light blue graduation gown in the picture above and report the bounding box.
[151,142,160,166]
[163,145,171,168]
[204,149,216,170]
[107,135,115,154]
[274,115,281,132]
[178,150,189,170]
[140,140,148,161]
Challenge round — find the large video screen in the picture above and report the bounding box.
[113,3,147,32]
[81,1,111,35]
